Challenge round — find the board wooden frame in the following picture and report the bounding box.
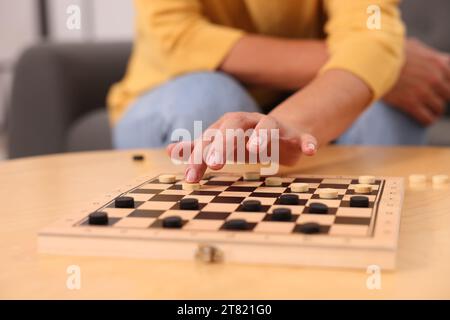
[38,174,404,269]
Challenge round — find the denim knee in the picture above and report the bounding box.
[114,72,260,149]
[337,101,428,145]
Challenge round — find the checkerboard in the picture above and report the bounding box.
[38,173,404,269]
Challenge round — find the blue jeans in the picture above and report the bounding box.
[114,72,427,148]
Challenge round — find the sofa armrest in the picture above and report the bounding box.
[401,0,450,53]
[7,42,131,158]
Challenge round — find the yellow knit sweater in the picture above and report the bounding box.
[108,0,405,124]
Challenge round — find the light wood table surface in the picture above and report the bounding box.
[1,146,449,299]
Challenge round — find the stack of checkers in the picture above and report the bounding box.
[87,173,377,235]
[409,174,449,187]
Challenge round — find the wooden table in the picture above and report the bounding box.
[1,146,449,299]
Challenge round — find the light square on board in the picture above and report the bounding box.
[139,201,176,211]
[231,181,264,187]
[218,191,252,198]
[254,187,287,193]
[297,193,314,200]
[103,208,135,218]
[159,189,192,196]
[202,203,240,212]
[160,210,199,220]
[142,183,173,190]
[254,221,296,234]
[183,219,223,231]
[126,193,156,202]
[131,188,162,195]
[321,178,352,185]
[113,217,156,228]
[336,207,373,218]
[198,185,229,192]
[182,195,216,203]
[296,214,336,225]
[210,175,241,181]
[227,212,266,222]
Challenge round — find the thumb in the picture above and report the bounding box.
[299,133,318,156]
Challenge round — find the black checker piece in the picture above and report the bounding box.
[279,194,299,205]
[179,198,199,210]
[162,216,183,228]
[131,189,161,194]
[115,196,135,208]
[222,219,249,231]
[271,208,292,221]
[295,222,321,234]
[308,202,328,214]
[242,200,262,212]
[350,196,370,208]
[132,154,145,161]
[88,212,108,225]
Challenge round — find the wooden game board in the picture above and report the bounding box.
[38,173,404,269]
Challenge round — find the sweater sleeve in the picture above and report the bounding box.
[135,0,245,75]
[321,0,405,99]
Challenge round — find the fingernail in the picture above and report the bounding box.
[213,151,222,166]
[207,150,222,166]
[307,143,316,152]
[206,151,215,166]
[249,136,259,152]
[185,168,197,182]
[258,135,267,147]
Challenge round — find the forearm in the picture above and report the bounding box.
[269,69,372,145]
[219,34,328,90]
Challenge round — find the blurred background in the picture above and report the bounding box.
[0,0,449,160]
[0,0,133,160]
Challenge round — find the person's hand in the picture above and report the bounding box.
[383,38,450,126]
[166,112,317,183]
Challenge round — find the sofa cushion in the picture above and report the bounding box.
[428,119,450,146]
[66,109,112,152]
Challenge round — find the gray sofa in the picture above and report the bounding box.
[8,42,130,157]
[7,0,450,158]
